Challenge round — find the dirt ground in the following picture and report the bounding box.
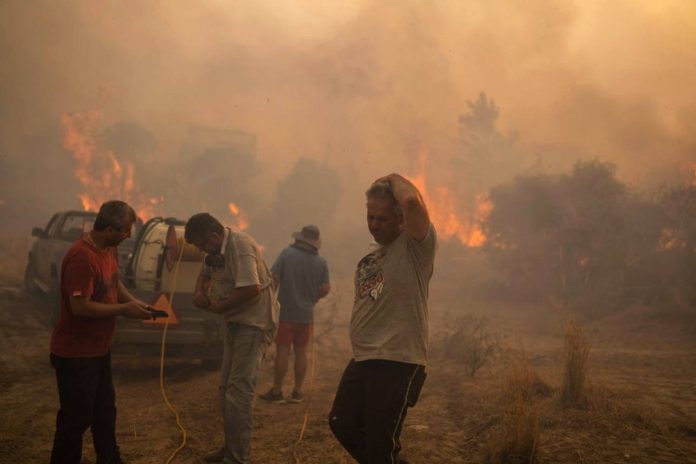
[1,270,696,464]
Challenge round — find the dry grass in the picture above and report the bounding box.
[0,233,30,282]
[487,361,541,464]
[434,315,500,377]
[560,322,590,407]
[505,360,553,402]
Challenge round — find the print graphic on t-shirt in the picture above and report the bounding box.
[355,249,385,301]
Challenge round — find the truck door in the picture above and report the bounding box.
[51,214,96,284]
[33,214,60,288]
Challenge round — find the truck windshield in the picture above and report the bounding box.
[59,215,96,242]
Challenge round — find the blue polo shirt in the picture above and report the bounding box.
[271,244,329,324]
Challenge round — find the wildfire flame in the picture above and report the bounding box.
[228,202,249,231]
[406,152,492,247]
[61,110,161,220]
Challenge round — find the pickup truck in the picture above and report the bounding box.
[119,216,223,366]
[25,212,223,366]
[24,210,135,320]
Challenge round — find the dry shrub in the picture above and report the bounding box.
[560,322,589,407]
[487,363,540,464]
[435,315,500,377]
[0,233,30,282]
[587,385,666,435]
[505,361,553,402]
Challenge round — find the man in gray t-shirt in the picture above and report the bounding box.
[260,225,330,404]
[329,173,437,464]
[185,213,279,464]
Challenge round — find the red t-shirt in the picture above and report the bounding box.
[50,237,120,357]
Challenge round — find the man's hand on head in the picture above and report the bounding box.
[372,174,393,188]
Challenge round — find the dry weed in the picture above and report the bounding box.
[0,233,30,282]
[505,361,553,402]
[560,322,589,407]
[435,315,500,377]
[487,364,540,464]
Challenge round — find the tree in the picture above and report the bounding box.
[254,158,342,251]
[483,160,663,315]
[453,92,522,205]
[658,185,696,307]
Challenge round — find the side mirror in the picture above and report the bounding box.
[31,227,46,238]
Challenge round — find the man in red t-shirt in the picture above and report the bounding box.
[49,200,152,464]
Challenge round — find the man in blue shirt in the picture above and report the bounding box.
[261,225,330,403]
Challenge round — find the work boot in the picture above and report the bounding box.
[202,446,225,463]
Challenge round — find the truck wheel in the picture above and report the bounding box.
[24,263,41,295]
[48,276,60,328]
[201,357,222,371]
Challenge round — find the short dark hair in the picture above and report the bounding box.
[94,200,137,231]
[184,213,224,244]
[365,181,401,217]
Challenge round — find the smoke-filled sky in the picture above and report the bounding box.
[1,0,695,233]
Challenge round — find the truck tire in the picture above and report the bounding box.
[48,275,60,328]
[24,262,41,295]
[201,356,222,371]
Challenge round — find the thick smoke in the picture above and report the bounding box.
[1,1,695,264]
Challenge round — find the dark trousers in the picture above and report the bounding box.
[329,359,426,464]
[50,353,121,464]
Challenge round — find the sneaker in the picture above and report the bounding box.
[202,446,225,463]
[287,390,304,403]
[259,388,285,404]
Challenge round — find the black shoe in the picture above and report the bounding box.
[259,388,285,404]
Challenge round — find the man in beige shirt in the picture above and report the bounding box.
[329,173,437,463]
[185,213,279,464]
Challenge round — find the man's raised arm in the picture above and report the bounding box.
[375,173,430,241]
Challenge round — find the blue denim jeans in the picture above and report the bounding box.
[218,323,270,464]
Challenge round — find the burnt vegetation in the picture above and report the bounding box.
[480,160,696,316]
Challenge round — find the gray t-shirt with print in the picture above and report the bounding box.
[350,224,437,366]
[202,229,279,333]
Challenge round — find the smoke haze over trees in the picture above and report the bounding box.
[1,0,695,282]
[482,161,696,316]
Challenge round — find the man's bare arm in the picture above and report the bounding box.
[318,281,331,300]
[194,273,211,294]
[207,285,261,315]
[117,280,141,304]
[70,296,152,319]
[192,273,212,308]
[376,173,430,241]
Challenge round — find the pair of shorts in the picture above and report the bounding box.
[275,321,313,348]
